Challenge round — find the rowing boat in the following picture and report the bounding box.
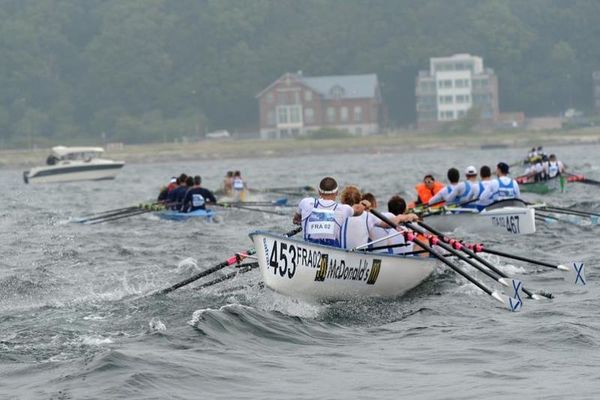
[249,231,436,301]
[158,208,217,221]
[518,176,565,194]
[423,199,536,235]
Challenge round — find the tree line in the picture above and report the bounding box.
[0,0,599,148]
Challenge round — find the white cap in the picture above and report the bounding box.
[465,166,477,176]
[170,178,177,183]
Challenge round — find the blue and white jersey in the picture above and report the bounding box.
[479,176,520,203]
[445,181,473,205]
[474,180,494,208]
[428,184,457,205]
[297,197,354,247]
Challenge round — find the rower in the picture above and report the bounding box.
[413,174,445,206]
[428,168,462,206]
[223,171,234,196]
[547,154,566,179]
[371,195,415,255]
[479,162,521,203]
[444,166,479,205]
[169,176,191,210]
[340,189,419,250]
[293,177,370,247]
[232,170,247,201]
[181,176,217,212]
[474,165,494,209]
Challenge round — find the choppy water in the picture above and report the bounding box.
[1,145,600,399]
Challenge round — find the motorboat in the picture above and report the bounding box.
[23,146,125,184]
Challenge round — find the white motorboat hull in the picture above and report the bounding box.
[424,206,536,235]
[250,231,436,301]
[24,160,125,184]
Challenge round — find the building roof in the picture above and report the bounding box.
[51,146,105,157]
[256,73,379,100]
[301,74,378,99]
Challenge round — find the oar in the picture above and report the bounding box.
[369,210,522,311]
[537,205,600,219]
[85,208,156,224]
[217,198,290,207]
[77,205,142,221]
[465,243,586,286]
[417,220,550,299]
[194,262,259,290]
[213,203,289,216]
[566,173,600,187]
[155,227,302,295]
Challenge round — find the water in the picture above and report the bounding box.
[1,145,600,399]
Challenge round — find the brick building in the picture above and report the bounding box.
[256,72,383,139]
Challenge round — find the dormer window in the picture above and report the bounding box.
[329,85,345,99]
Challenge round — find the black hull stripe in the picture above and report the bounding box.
[27,163,124,178]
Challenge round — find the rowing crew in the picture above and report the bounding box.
[521,153,566,183]
[422,162,520,210]
[157,173,217,212]
[292,177,419,254]
[222,170,248,199]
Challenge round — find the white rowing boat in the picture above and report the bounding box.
[249,231,436,301]
[423,200,536,235]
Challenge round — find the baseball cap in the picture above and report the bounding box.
[170,177,177,183]
[465,166,477,176]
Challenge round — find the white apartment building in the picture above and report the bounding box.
[416,53,499,129]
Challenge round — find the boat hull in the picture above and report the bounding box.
[424,206,536,235]
[250,231,436,301]
[158,208,216,221]
[24,160,125,184]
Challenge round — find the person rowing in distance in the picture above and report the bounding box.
[181,175,217,213]
[546,154,566,179]
[232,170,248,201]
[293,177,370,247]
[478,162,521,204]
[223,171,234,196]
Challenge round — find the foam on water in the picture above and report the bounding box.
[2,146,600,399]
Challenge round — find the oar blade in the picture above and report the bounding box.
[566,261,586,286]
[492,291,523,312]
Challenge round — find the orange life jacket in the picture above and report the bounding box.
[415,181,444,205]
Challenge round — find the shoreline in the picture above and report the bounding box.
[2,129,600,169]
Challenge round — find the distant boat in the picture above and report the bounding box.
[23,146,125,184]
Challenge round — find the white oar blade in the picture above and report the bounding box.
[498,278,523,301]
[492,291,522,312]
[567,262,586,286]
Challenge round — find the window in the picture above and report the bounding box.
[353,106,362,123]
[267,110,275,126]
[277,107,288,124]
[304,108,314,123]
[340,107,348,122]
[304,91,312,102]
[438,80,453,89]
[439,95,453,104]
[276,105,303,125]
[330,85,345,99]
[438,110,454,120]
[326,107,336,123]
[290,106,301,124]
[455,79,470,88]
